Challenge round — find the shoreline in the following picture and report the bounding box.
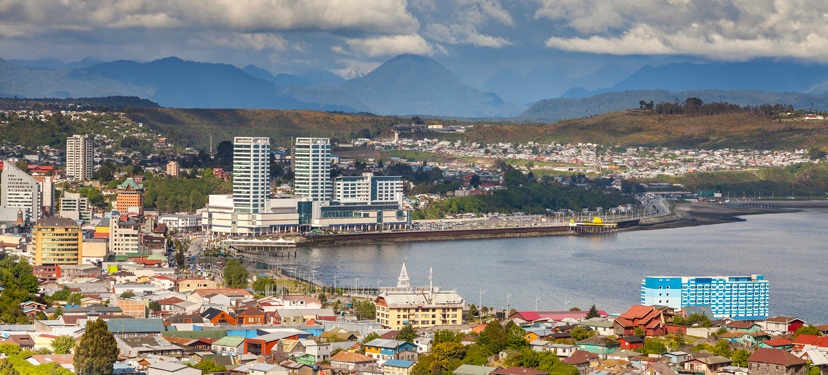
[298,200,822,246]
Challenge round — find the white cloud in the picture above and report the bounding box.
[0,0,420,35]
[536,0,828,61]
[456,0,514,26]
[426,23,512,48]
[192,32,288,51]
[337,34,438,57]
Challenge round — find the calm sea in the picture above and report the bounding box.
[285,210,828,324]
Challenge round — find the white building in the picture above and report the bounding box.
[202,194,302,236]
[59,192,92,221]
[334,173,402,205]
[233,137,270,214]
[158,214,201,232]
[66,134,94,181]
[109,217,140,255]
[0,164,42,222]
[293,137,332,201]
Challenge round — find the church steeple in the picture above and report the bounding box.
[397,258,411,289]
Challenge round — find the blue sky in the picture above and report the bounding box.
[2,0,827,90]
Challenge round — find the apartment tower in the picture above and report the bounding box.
[293,137,331,201]
[233,137,270,213]
[33,217,83,265]
[66,134,94,181]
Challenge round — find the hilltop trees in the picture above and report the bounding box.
[223,259,249,289]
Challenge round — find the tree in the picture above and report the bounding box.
[398,324,417,343]
[807,148,827,160]
[466,304,478,322]
[732,349,750,367]
[0,358,18,375]
[189,360,226,373]
[570,326,593,341]
[469,175,481,188]
[74,319,118,375]
[712,340,732,358]
[148,301,162,312]
[14,160,27,171]
[49,305,63,320]
[217,141,234,164]
[568,307,581,311]
[175,250,184,267]
[431,341,466,370]
[506,323,528,350]
[97,165,113,182]
[223,259,249,288]
[640,339,667,355]
[585,304,600,319]
[119,291,135,299]
[634,327,645,338]
[252,277,276,293]
[478,320,508,355]
[318,293,327,304]
[354,300,376,320]
[794,325,821,338]
[363,332,380,345]
[51,335,76,354]
[67,292,83,305]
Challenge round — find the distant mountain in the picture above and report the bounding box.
[242,65,344,87]
[482,65,631,104]
[564,61,828,98]
[345,67,371,80]
[10,57,106,70]
[336,54,524,117]
[0,57,364,111]
[521,89,828,121]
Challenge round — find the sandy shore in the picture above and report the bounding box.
[627,201,815,231]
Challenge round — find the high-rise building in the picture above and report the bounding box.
[334,173,402,205]
[59,192,93,222]
[641,275,769,319]
[33,176,54,217]
[233,137,270,213]
[33,217,82,265]
[0,164,41,223]
[66,134,93,181]
[115,178,144,215]
[166,161,180,178]
[376,262,465,330]
[109,216,140,255]
[293,137,331,201]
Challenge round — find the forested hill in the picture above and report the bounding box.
[0,96,160,110]
[520,90,828,122]
[130,108,404,148]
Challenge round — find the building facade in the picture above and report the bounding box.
[166,161,180,178]
[293,138,331,201]
[334,173,402,205]
[66,134,94,181]
[1,164,42,223]
[59,192,93,222]
[116,178,144,215]
[375,263,465,330]
[641,275,770,319]
[33,217,83,265]
[233,137,270,214]
[110,218,141,255]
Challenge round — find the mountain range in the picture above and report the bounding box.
[0,55,523,117]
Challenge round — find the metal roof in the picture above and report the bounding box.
[106,318,165,334]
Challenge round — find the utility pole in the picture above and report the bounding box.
[506,293,512,315]
[535,296,541,312]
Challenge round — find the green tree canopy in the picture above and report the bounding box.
[398,324,417,343]
[794,325,821,338]
[51,335,76,354]
[252,277,276,293]
[585,304,600,319]
[223,259,249,289]
[119,291,135,299]
[74,319,118,375]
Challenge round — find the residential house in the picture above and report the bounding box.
[174,278,218,293]
[330,351,380,375]
[529,341,576,357]
[681,356,732,375]
[760,339,795,351]
[2,334,35,350]
[490,367,548,375]
[613,305,667,337]
[382,359,416,375]
[244,332,301,355]
[579,320,614,336]
[212,336,245,356]
[723,322,762,334]
[575,336,620,359]
[413,337,432,354]
[762,317,806,335]
[106,318,166,338]
[747,348,807,375]
[363,339,418,365]
[238,306,267,325]
[201,307,238,325]
[301,339,332,362]
[717,330,771,346]
[616,336,644,350]
[249,363,290,375]
[560,350,599,375]
[147,361,201,375]
[116,336,183,358]
[24,354,75,371]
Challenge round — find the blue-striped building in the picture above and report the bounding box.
[641,275,769,320]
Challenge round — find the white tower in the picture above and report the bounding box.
[293,137,332,201]
[66,134,93,181]
[397,259,411,289]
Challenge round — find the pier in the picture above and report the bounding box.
[569,217,618,235]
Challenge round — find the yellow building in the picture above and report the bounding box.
[33,217,83,266]
[375,263,465,330]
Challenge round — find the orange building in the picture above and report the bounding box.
[115,178,144,215]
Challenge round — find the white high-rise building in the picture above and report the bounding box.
[293,137,331,201]
[1,164,42,222]
[334,173,402,205]
[233,137,270,214]
[66,134,93,181]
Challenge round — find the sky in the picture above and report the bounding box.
[3,0,828,89]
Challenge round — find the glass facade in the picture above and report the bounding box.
[641,275,770,319]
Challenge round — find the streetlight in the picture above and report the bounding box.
[506,293,512,315]
[535,296,541,312]
[564,299,570,311]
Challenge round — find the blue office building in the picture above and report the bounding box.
[641,275,769,320]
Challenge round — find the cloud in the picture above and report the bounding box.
[336,34,438,57]
[426,23,512,48]
[535,0,828,61]
[456,0,514,26]
[0,0,420,35]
